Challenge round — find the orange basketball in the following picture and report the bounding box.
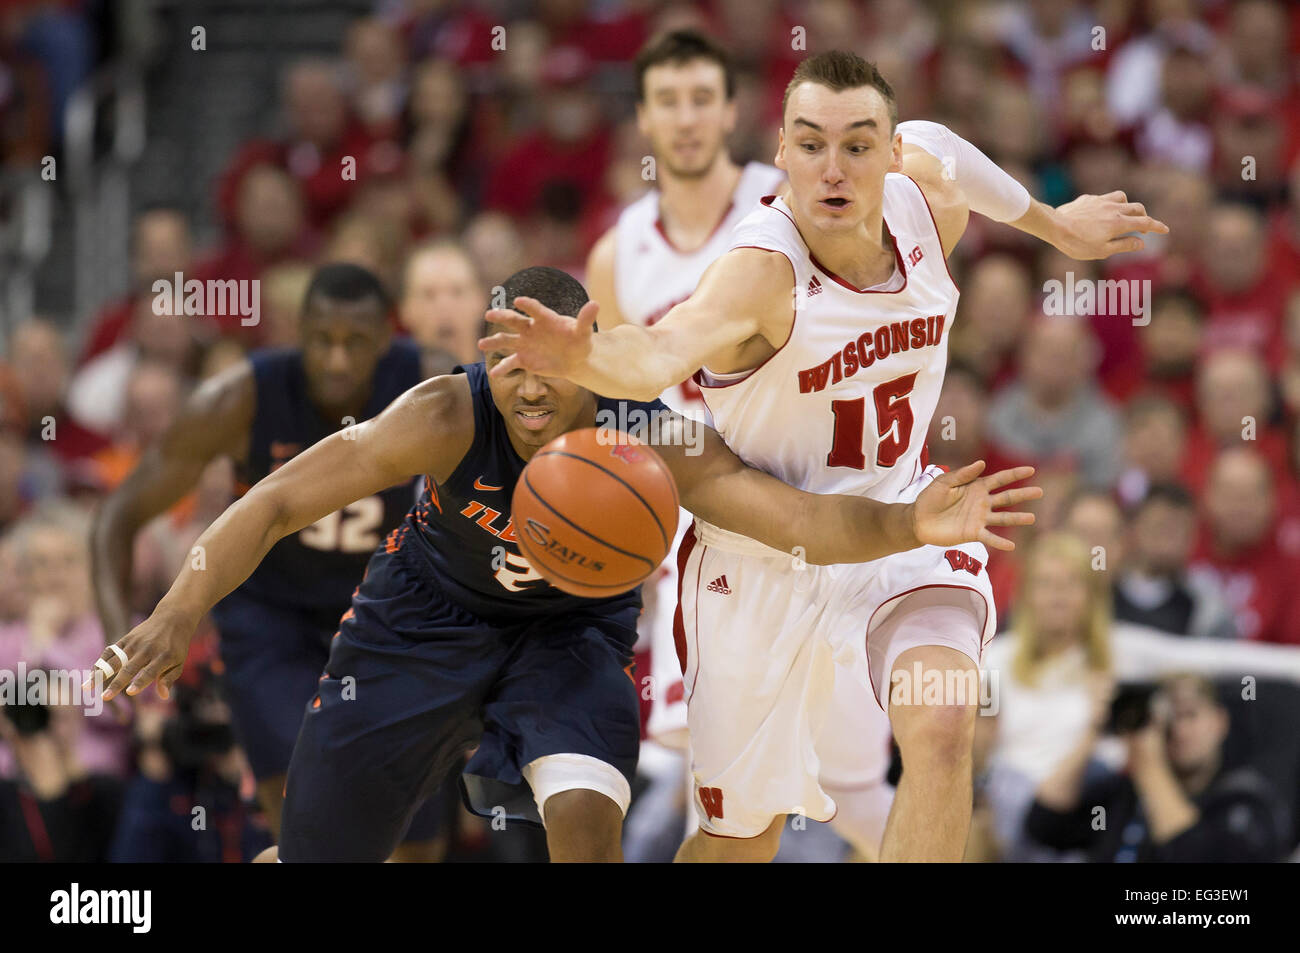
[512,428,679,598]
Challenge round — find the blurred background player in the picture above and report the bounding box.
[90,263,447,859]
[587,29,894,861]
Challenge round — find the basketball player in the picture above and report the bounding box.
[90,266,1039,863]
[481,51,1169,861]
[587,29,894,859]
[90,263,446,859]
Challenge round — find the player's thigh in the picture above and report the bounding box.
[678,542,839,837]
[280,550,506,862]
[469,609,643,827]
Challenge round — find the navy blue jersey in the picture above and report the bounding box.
[395,361,670,625]
[233,341,423,613]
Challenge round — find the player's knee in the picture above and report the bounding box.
[892,701,976,765]
[543,788,623,861]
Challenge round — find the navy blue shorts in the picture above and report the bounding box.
[211,587,446,844]
[278,539,641,863]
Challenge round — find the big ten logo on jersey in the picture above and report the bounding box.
[300,497,385,553]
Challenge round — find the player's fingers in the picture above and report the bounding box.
[477,331,519,355]
[1103,235,1145,256]
[490,352,523,378]
[102,650,147,702]
[576,299,600,332]
[483,309,532,332]
[980,465,1035,491]
[1102,190,1127,203]
[511,296,560,324]
[979,529,1016,552]
[1121,213,1169,234]
[944,459,986,485]
[156,664,185,701]
[985,510,1037,527]
[126,657,172,696]
[989,486,1043,509]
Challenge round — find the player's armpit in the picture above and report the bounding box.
[899,148,970,258]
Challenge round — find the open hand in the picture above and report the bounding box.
[478,296,599,380]
[912,461,1041,552]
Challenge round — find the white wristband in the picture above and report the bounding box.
[898,119,1032,223]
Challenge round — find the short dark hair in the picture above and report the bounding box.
[635,29,735,102]
[498,266,588,326]
[302,262,391,318]
[782,50,897,129]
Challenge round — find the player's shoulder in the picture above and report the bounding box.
[396,370,473,426]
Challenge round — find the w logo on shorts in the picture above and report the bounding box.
[699,786,724,820]
[706,575,732,594]
[944,549,984,576]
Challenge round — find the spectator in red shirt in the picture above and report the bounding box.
[1191,447,1300,645]
[217,60,376,231]
[6,319,108,470]
[1104,288,1203,408]
[1116,394,1191,509]
[484,45,612,224]
[194,164,316,340]
[1266,156,1300,289]
[1192,203,1288,365]
[949,253,1034,390]
[1183,348,1290,491]
[78,207,193,367]
[343,17,407,144]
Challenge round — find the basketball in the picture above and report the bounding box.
[512,428,679,597]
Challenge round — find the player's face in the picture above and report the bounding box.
[300,298,391,411]
[485,346,596,456]
[637,59,735,179]
[776,83,902,233]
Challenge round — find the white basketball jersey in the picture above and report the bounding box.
[614,162,786,418]
[698,172,959,520]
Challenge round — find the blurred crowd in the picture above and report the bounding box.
[2,0,1300,862]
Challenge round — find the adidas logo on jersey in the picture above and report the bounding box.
[806,275,823,297]
[706,575,732,594]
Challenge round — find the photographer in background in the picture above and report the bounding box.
[0,692,123,862]
[1026,674,1290,862]
[108,653,272,863]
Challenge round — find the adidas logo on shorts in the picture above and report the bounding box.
[706,575,732,595]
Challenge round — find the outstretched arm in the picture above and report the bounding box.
[91,361,255,645]
[91,375,474,701]
[479,246,794,402]
[898,119,1168,259]
[650,416,1040,564]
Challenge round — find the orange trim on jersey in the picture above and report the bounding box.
[426,478,442,513]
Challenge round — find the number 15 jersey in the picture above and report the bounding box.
[695,173,959,517]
